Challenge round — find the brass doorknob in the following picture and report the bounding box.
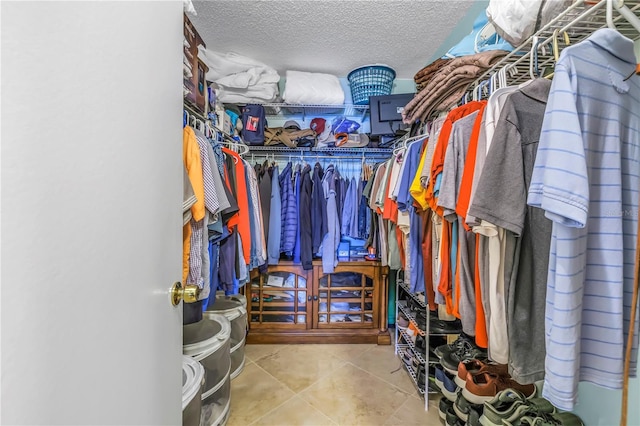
[170,282,201,306]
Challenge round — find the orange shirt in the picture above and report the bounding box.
[456,104,487,230]
[222,148,251,265]
[425,102,485,215]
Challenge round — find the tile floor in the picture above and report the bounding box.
[227,343,442,426]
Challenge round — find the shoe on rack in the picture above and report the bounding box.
[466,403,484,426]
[480,388,557,426]
[397,314,409,329]
[415,310,427,330]
[431,317,463,335]
[439,398,454,421]
[434,333,474,359]
[415,334,427,351]
[441,340,488,375]
[462,373,536,405]
[415,363,426,388]
[435,365,460,402]
[446,405,465,426]
[453,391,484,423]
[455,359,508,388]
[503,412,584,426]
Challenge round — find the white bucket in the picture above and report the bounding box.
[182,356,204,426]
[201,367,231,426]
[183,314,231,396]
[230,336,246,380]
[205,296,247,348]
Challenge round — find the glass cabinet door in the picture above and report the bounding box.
[316,271,376,328]
[250,269,309,329]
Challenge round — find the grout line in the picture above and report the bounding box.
[244,343,290,363]
[245,393,298,426]
[346,358,420,399]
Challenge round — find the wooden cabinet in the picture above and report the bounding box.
[246,260,390,344]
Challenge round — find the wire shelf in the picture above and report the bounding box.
[398,330,428,365]
[260,103,370,117]
[397,347,426,395]
[397,303,426,336]
[398,280,428,310]
[470,0,640,90]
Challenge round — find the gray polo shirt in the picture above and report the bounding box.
[468,77,552,384]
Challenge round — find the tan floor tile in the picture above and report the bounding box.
[225,362,295,426]
[349,344,419,396]
[244,344,289,362]
[255,345,347,393]
[253,396,337,426]
[320,343,376,362]
[300,363,412,425]
[384,394,442,425]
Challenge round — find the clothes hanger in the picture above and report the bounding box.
[529,36,541,80]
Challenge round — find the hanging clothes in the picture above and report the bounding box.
[527,29,640,411]
[292,164,303,264]
[311,163,327,256]
[183,126,205,286]
[267,165,282,265]
[279,162,297,256]
[321,164,340,273]
[299,164,314,270]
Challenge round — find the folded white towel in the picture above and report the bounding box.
[283,70,345,105]
[198,47,279,83]
[217,84,279,104]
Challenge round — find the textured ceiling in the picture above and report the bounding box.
[190,0,481,79]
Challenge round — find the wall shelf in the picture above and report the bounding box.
[259,103,369,121]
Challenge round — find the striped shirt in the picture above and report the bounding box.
[527,29,640,411]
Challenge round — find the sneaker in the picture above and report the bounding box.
[454,392,484,423]
[466,404,484,426]
[436,366,460,402]
[397,315,409,329]
[434,333,473,359]
[455,359,508,388]
[504,412,584,426]
[462,373,536,405]
[434,365,459,402]
[441,340,488,375]
[439,397,454,421]
[401,347,414,367]
[500,398,556,425]
[479,389,529,426]
[446,405,465,426]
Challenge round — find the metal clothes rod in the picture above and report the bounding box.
[249,153,390,161]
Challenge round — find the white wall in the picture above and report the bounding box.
[1,1,183,424]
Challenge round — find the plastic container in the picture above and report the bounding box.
[200,369,231,426]
[230,337,246,380]
[182,356,205,426]
[205,296,247,348]
[347,64,396,105]
[183,314,231,395]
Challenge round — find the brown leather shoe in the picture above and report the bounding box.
[461,372,536,404]
[455,359,509,388]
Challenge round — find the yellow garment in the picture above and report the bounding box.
[183,126,205,284]
[183,223,192,285]
[409,142,429,211]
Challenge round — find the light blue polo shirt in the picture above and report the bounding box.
[528,29,640,411]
